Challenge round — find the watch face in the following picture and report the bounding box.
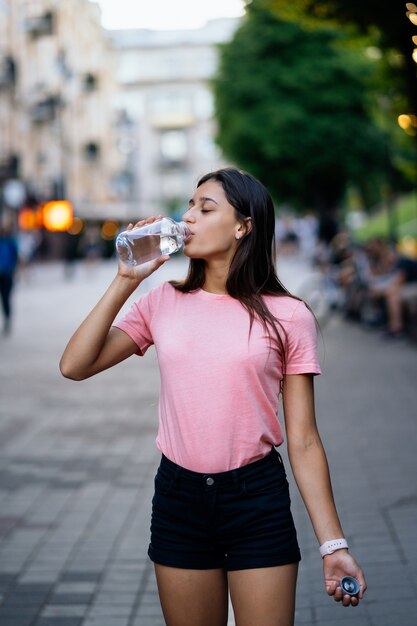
[340,576,360,596]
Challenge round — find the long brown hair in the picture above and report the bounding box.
[170,168,319,378]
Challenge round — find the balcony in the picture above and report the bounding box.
[0,56,16,91]
[30,95,62,123]
[25,11,54,38]
[150,112,195,130]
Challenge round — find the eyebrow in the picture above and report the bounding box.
[188,196,219,206]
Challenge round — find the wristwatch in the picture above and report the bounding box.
[319,538,349,557]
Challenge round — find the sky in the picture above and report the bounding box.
[95,0,245,31]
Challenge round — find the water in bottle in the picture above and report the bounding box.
[116,217,191,267]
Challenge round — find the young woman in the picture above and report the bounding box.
[60,168,366,626]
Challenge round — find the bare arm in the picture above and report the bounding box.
[282,373,367,605]
[283,373,343,542]
[59,217,169,381]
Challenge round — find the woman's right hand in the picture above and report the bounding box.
[117,216,170,283]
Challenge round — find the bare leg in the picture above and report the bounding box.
[369,276,405,333]
[154,564,229,626]
[228,563,298,626]
[385,282,404,332]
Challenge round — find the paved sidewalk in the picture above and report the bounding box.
[0,257,416,626]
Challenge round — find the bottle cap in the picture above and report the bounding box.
[340,576,360,596]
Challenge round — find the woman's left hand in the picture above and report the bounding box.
[323,550,367,607]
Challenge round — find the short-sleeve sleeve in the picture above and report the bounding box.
[112,286,159,356]
[284,301,321,376]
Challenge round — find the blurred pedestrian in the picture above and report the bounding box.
[82,225,102,263]
[364,240,417,338]
[60,168,366,625]
[318,209,339,247]
[0,215,19,335]
[17,229,41,282]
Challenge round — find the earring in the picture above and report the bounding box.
[235,235,241,240]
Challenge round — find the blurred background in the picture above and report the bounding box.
[1,0,417,339]
[1,4,417,626]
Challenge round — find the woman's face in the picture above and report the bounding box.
[182,180,244,262]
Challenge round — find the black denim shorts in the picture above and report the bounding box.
[148,448,301,571]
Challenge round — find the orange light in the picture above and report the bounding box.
[18,207,42,230]
[101,221,119,240]
[398,113,417,127]
[398,114,411,129]
[43,201,73,232]
[397,236,417,259]
[67,216,84,235]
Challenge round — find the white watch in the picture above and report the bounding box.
[319,538,349,557]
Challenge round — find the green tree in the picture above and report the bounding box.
[213,1,387,212]
[264,0,417,114]
[259,0,417,192]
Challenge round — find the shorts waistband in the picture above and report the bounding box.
[159,448,282,488]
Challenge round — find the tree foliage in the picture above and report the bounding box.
[213,0,388,212]
[262,0,417,113]
[252,0,417,187]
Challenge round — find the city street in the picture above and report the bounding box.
[0,255,417,626]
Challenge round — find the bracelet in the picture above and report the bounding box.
[319,538,349,557]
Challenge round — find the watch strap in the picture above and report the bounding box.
[319,538,349,557]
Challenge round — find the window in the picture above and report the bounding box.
[160,131,187,162]
[196,135,218,160]
[83,73,98,92]
[83,142,100,161]
[194,90,214,119]
[161,170,189,199]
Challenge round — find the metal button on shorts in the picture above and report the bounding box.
[206,477,214,486]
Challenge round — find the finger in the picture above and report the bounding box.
[326,581,337,596]
[155,255,170,266]
[342,594,352,607]
[133,216,162,229]
[333,586,343,603]
[144,255,170,275]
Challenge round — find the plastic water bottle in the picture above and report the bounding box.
[115,217,192,267]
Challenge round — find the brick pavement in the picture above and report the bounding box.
[0,257,416,626]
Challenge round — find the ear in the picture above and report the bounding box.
[244,217,252,235]
[236,217,252,239]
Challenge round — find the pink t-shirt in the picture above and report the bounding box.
[114,282,321,473]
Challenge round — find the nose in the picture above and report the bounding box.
[182,207,194,223]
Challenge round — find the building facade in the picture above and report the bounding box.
[0,4,240,247]
[0,0,123,222]
[110,18,240,219]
